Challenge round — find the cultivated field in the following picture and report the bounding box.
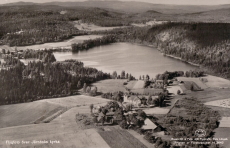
[201,75,230,88]
[0,101,60,128]
[127,130,155,148]
[205,98,230,109]
[187,88,230,103]
[0,95,109,128]
[143,107,170,115]
[0,124,110,148]
[0,95,111,148]
[92,79,128,93]
[219,117,230,127]
[126,80,137,89]
[42,95,109,107]
[133,80,145,89]
[98,126,147,148]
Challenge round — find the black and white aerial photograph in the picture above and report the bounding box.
[0,0,230,147]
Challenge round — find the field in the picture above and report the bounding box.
[0,124,110,148]
[0,95,109,128]
[92,79,128,93]
[202,75,230,88]
[0,101,61,128]
[133,80,145,89]
[219,117,230,127]
[206,106,230,117]
[187,88,230,103]
[143,107,170,115]
[0,35,102,51]
[0,95,112,148]
[127,130,155,148]
[205,98,230,109]
[98,127,147,148]
[74,20,126,31]
[126,80,137,89]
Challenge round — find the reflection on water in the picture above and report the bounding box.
[54,43,197,78]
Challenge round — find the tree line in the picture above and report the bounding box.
[71,35,117,52]
[0,51,110,105]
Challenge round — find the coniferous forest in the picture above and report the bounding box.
[0,51,110,105]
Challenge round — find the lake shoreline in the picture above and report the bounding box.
[130,42,200,67]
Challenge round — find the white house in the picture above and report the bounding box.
[123,95,141,107]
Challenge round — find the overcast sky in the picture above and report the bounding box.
[1,0,230,5]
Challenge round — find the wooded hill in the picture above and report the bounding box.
[1,3,230,47]
[104,23,230,79]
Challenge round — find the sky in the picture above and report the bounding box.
[1,0,230,5]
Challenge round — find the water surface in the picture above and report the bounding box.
[54,43,197,79]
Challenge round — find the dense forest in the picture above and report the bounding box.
[0,51,110,105]
[0,5,131,46]
[71,35,117,52]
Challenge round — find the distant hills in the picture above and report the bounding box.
[1,1,230,14]
[1,1,230,23]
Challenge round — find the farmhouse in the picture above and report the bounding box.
[123,95,141,107]
[123,95,148,107]
[141,118,158,132]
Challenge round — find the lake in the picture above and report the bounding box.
[54,42,197,79]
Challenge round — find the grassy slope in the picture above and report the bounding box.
[0,101,60,128]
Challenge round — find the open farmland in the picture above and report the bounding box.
[92,79,128,93]
[0,95,111,148]
[187,88,230,103]
[74,20,126,31]
[41,95,109,107]
[126,80,137,89]
[133,80,145,89]
[201,75,230,88]
[127,130,155,148]
[219,117,230,127]
[0,123,110,148]
[0,101,61,128]
[143,107,170,115]
[98,127,147,148]
[0,95,109,128]
[205,98,230,109]
[205,106,230,117]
